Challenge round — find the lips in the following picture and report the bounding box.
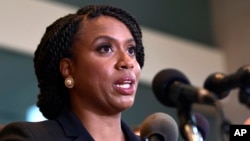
[114,76,136,95]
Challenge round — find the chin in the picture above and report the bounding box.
[119,101,134,110]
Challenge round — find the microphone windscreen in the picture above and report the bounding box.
[140,112,179,141]
[152,69,190,107]
[194,113,209,139]
[203,72,230,99]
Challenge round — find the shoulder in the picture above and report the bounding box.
[0,120,60,141]
[0,121,37,141]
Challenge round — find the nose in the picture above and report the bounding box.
[116,52,134,70]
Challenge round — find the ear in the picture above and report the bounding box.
[60,58,73,78]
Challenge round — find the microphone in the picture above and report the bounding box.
[140,112,179,141]
[193,113,209,139]
[178,112,210,141]
[204,64,250,99]
[152,69,216,141]
[152,69,217,108]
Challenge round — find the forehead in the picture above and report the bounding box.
[80,15,129,33]
[72,15,134,49]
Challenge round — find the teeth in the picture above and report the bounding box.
[116,84,131,88]
[124,81,131,83]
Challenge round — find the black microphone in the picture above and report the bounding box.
[152,69,216,141]
[140,112,179,141]
[204,64,250,99]
[152,69,217,108]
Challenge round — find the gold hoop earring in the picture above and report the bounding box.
[64,77,74,88]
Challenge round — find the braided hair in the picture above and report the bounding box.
[34,4,145,119]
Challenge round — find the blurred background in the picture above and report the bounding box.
[1,0,250,141]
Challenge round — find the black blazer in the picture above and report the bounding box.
[0,109,140,141]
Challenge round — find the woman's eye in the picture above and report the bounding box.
[128,46,136,56]
[98,44,113,53]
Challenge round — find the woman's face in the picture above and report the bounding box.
[64,16,141,115]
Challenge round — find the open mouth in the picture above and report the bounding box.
[116,81,133,88]
[114,77,136,95]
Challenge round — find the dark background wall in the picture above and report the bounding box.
[0,48,37,123]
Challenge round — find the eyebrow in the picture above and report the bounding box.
[93,35,135,44]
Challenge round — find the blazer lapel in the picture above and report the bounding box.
[56,109,139,141]
[56,109,94,141]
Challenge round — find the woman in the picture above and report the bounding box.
[0,4,144,141]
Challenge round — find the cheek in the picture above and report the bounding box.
[81,61,113,82]
[74,63,110,95]
[135,63,142,78]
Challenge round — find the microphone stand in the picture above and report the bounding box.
[178,103,204,141]
[143,134,164,141]
[182,123,203,141]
